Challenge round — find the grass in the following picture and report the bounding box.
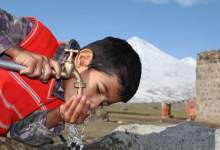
[105,102,187,118]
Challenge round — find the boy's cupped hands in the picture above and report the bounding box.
[59,95,91,124]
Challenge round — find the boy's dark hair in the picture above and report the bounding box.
[82,37,142,102]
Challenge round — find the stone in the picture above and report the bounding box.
[85,122,215,150]
[0,137,69,150]
[197,49,220,124]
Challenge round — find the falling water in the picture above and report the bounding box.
[67,113,92,150]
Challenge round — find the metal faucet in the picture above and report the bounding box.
[61,46,86,95]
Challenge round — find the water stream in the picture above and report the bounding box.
[67,113,92,150]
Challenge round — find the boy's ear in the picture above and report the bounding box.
[74,48,93,70]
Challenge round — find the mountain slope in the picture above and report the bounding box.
[127,36,196,103]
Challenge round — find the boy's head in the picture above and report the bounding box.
[66,37,141,109]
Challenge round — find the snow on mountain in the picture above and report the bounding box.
[127,36,196,103]
[180,57,196,67]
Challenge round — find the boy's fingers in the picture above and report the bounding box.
[61,98,74,112]
[83,100,90,114]
[20,66,33,75]
[62,95,81,112]
[70,96,86,123]
[60,98,78,122]
[65,97,81,121]
[20,61,36,75]
[59,105,65,119]
[31,59,43,77]
[39,57,52,82]
[15,50,59,80]
[33,63,42,77]
[68,94,82,101]
[76,100,91,124]
[59,100,72,120]
[49,59,61,79]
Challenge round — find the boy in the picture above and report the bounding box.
[0,8,141,145]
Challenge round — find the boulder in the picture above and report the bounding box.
[85,122,215,150]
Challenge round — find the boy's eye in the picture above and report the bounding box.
[96,85,102,94]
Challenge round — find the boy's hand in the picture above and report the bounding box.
[5,46,61,81]
[59,95,90,124]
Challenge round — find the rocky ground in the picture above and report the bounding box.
[0,122,218,150]
[0,103,219,150]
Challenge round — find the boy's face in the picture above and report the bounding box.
[63,49,121,110]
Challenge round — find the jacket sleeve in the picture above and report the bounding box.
[9,110,64,146]
[0,8,33,54]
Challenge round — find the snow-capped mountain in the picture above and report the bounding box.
[180,57,196,67]
[127,36,196,103]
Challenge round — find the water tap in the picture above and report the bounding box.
[60,39,86,95]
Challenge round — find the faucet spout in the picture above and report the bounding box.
[61,39,86,96]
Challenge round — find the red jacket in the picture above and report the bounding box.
[0,17,64,135]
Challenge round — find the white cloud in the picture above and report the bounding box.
[175,0,200,6]
[140,0,208,6]
[143,0,171,4]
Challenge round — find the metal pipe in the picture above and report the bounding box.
[0,59,26,72]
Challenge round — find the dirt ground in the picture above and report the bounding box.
[76,102,188,144]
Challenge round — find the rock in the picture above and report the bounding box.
[116,120,123,124]
[0,137,34,150]
[0,137,69,150]
[92,107,109,121]
[113,123,175,134]
[84,122,215,150]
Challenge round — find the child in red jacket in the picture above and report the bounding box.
[0,8,141,145]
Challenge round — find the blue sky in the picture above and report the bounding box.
[1,0,219,59]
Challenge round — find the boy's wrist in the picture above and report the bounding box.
[57,106,65,122]
[45,108,64,128]
[5,45,21,58]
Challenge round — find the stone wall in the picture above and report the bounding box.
[196,49,220,124]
